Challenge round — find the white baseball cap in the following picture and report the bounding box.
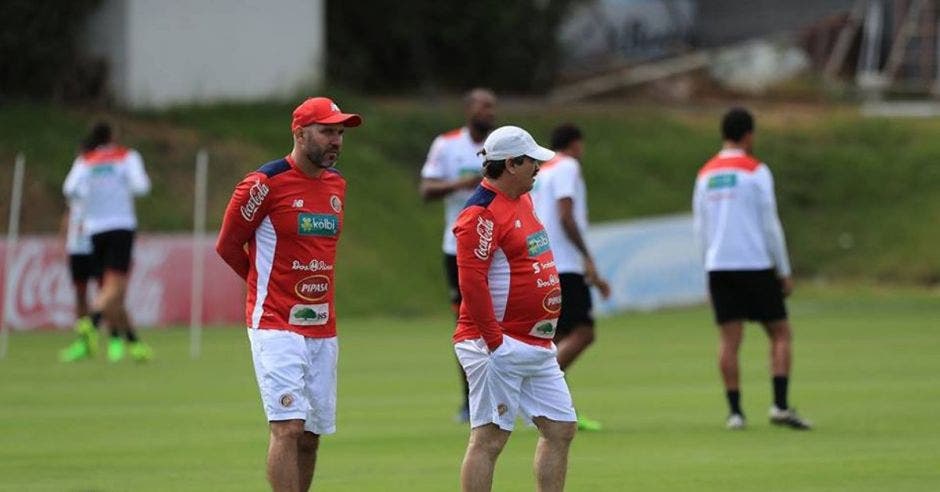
[482,125,555,162]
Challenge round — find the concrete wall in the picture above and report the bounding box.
[83,0,324,108]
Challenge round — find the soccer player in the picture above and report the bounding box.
[60,122,153,363]
[420,87,497,422]
[61,201,100,335]
[531,124,611,432]
[453,126,576,492]
[693,107,811,430]
[216,97,361,492]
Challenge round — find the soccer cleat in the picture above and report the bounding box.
[75,317,99,357]
[129,342,154,362]
[576,416,603,432]
[726,413,746,430]
[769,406,812,430]
[107,338,126,362]
[59,339,92,362]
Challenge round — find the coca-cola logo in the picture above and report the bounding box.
[542,287,562,314]
[474,216,494,260]
[240,180,270,221]
[294,274,330,301]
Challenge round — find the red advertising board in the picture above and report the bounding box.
[0,235,245,330]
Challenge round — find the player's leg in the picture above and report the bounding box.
[708,270,749,427]
[267,419,305,491]
[296,431,319,492]
[298,337,338,490]
[718,321,745,420]
[532,417,577,492]
[60,254,98,362]
[554,274,595,370]
[446,254,471,422]
[762,319,810,429]
[462,424,511,492]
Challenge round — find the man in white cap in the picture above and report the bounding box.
[452,126,577,492]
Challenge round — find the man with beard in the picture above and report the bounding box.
[419,87,497,422]
[216,97,362,491]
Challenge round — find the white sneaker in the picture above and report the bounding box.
[769,406,812,430]
[726,413,746,430]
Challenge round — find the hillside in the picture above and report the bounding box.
[2,99,939,317]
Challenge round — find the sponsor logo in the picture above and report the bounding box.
[90,165,115,176]
[536,274,559,289]
[289,303,330,326]
[294,275,331,301]
[531,260,557,275]
[280,393,294,407]
[514,219,522,229]
[298,213,339,237]
[497,403,508,416]
[526,230,551,257]
[330,195,342,213]
[291,259,333,272]
[707,173,737,190]
[528,319,558,339]
[474,216,494,260]
[240,180,270,221]
[542,287,562,313]
[292,199,304,208]
[330,102,340,112]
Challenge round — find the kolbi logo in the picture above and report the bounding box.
[707,173,737,190]
[294,274,331,301]
[240,180,270,221]
[474,216,494,260]
[526,230,551,257]
[298,213,339,237]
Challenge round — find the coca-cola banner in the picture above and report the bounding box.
[0,235,245,330]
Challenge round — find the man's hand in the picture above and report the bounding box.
[779,276,794,297]
[584,258,612,300]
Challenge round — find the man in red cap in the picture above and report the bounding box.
[216,97,361,491]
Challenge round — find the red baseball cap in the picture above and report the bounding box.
[291,97,362,131]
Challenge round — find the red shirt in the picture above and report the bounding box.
[452,180,562,350]
[216,155,345,338]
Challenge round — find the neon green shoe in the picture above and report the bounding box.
[576,416,603,432]
[59,339,91,362]
[129,342,154,362]
[75,317,99,357]
[107,338,126,362]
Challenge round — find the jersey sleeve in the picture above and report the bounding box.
[551,160,580,199]
[215,172,272,281]
[755,165,792,277]
[125,150,152,196]
[420,136,448,180]
[691,176,707,264]
[454,205,503,350]
[62,157,86,199]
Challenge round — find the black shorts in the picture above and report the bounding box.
[556,273,594,338]
[708,269,787,324]
[444,254,461,307]
[69,253,101,284]
[91,229,135,274]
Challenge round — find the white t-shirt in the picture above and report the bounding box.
[420,127,484,255]
[692,148,791,276]
[530,154,589,274]
[62,145,151,236]
[65,199,94,255]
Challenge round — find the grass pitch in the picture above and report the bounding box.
[1,286,938,491]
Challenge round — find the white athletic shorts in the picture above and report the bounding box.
[247,328,338,435]
[454,335,577,431]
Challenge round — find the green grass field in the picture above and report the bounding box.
[1,287,938,491]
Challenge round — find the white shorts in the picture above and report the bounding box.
[455,335,577,431]
[247,328,338,435]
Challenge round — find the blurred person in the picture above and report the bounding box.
[453,126,576,492]
[419,87,497,423]
[692,108,811,430]
[60,200,101,333]
[531,124,611,432]
[60,122,153,363]
[216,97,361,492]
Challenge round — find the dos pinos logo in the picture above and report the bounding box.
[298,213,339,237]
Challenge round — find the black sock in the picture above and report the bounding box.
[726,389,743,416]
[773,376,789,410]
[90,312,103,328]
[124,328,139,343]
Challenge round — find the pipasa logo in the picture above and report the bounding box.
[295,274,330,301]
[298,213,339,237]
[542,287,562,314]
[474,216,494,260]
[526,230,551,257]
[240,179,270,221]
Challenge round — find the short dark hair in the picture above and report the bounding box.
[82,121,112,152]
[550,123,583,151]
[482,156,524,179]
[721,108,754,142]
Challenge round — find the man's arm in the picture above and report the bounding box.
[557,198,611,298]
[62,158,84,199]
[125,150,152,196]
[418,135,480,202]
[216,175,269,281]
[692,178,707,265]
[454,207,503,351]
[756,166,793,295]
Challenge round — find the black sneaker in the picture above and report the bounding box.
[769,406,812,430]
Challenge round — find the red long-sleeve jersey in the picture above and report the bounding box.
[216,155,345,338]
[452,180,562,350]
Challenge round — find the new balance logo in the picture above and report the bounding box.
[292,199,304,208]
